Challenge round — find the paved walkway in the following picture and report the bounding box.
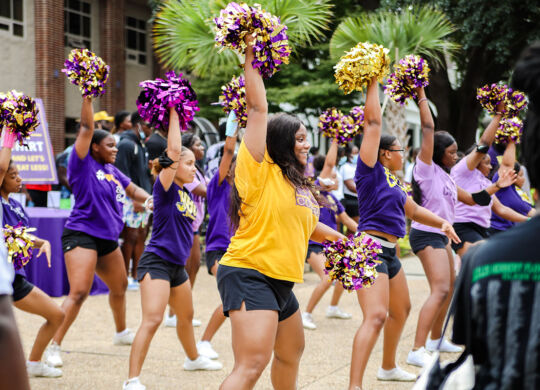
[15,256,457,389]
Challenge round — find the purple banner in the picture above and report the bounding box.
[11,98,58,184]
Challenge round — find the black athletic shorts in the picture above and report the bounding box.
[62,228,119,257]
[305,243,324,261]
[409,228,449,254]
[206,250,226,275]
[375,243,402,279]
[12,274,34,302]
[217,265,299,322]
[451,222,489,252]
[137,251,189,288]
[342,194,359,218]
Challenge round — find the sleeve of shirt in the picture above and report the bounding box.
[113,165,132,189]
[115,141,133,177]
[234,140,269,205]
[67,147,88,176]
[413,157,434,184]
[185,177,201,192]
[355,158,375,178]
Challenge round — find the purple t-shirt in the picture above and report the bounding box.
[490,173,532,231]
[205,173,234,252]
[145,177,195,265]
[355,159,407,238]
[309,190,344,246]
[411,158,458,235]
[451,158,493,228]
[66,151,131,240]
[185,169,206,232]
[2,197,29,276]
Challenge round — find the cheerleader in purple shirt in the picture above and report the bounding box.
[348,77,460,389]
[48,96,152,368]
[124,109,222,390]
[0,132,64,378]
[407,86,518,368]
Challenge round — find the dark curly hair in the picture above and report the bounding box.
[229,113,324,229]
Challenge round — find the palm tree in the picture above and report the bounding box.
[329,6,458,152]
[153,0,334,77]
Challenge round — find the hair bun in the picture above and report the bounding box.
[513,43,540,107]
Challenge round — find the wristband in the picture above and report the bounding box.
[1,130,16,148]
[471,190,491,206]
[225,111,238,137]
[143,196,153,209]
[476,144,489,154]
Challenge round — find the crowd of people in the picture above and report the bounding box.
[1,33,539,390]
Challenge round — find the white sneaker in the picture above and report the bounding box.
[44,343,63,368]
[127,277,140,291]
[301,312,317,330]
[192,318,202,327]
[114,329,135,345]
[197,341,219,360]
[26,361,62,378]
[164,315,176,327]
[123,377,146,390]
[183,355,223,371]
[377,366,416,382]
[426,338,463,353]
[406,347,432,367]
[325,306,352,319]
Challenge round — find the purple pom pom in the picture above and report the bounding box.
[219,75,247,128]
[62,48,110,98]
[0,90,40,146]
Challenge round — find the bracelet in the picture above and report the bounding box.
[495,181,501,189]
[417,97,428,105]
[143,196,153,209]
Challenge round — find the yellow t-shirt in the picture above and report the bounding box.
[219,140,320,283]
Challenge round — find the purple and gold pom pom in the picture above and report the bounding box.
[477,83,528,117]
[62,48,110,98]
[137,71,199,131]
[384,55,430,105]
[323,232,382,291]
[495,117,523,144]
[334,42,390,94]
[219,75,247,128]
[214,2,291,78]
[0,90,40,145]
[318,107,343,140]
[4,222,36,271]
[349,105,365,129]
[319,107,362,145]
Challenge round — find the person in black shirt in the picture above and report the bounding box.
[145,128,168,162]
[115,112,153,289]
[452,42,540,390]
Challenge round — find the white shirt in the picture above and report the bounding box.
[331,167,344,201]
[340,162,357,197]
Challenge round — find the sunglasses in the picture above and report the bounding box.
[384,148,405,153]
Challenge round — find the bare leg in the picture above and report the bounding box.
[201,305,226,342]
[381,269,411,369]
[329,283,345,306]
[128,274,169,378]
[220,305,278,390]
[120,226,137,275]
[0,295,31,390]
[13,287,65,362]
[430,245,455,340]
[169,279,197,360]
[412,246,452,348]
[349,273,390,390]
[53,247,97,345]
[185,234,201,288]
[305,252,332,314]
[95,248,128,333]
[132,226,149,279]
[270,310,305,390]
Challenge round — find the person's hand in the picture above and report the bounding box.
[441,221,460,244]
[37,240,52,268]
[133,201,145,213]
[244,33,255,47]
[496,100,506,115]
[226,111,238,136]
[143,196,154,212]
[496,168,517,188]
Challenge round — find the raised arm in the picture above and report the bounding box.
[359,77,382,168]
[415,87,435,165]
[218,111,238,185]
[320,139,338,178]
[465,102,504,170]
[0,127,14,186]
[74,97,95,160]
[243,36,268,163]
[159,108,182,192]
[500,140,516,170]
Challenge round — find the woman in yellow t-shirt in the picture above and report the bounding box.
[217,37,345,389]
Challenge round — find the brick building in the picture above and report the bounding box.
[0,0,160,154]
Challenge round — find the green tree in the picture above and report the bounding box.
[329,6,458,148]
[380,0,540,147]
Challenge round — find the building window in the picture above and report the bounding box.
[125,16,147,65]
[0,0,24,37]
[64,0,91,49]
